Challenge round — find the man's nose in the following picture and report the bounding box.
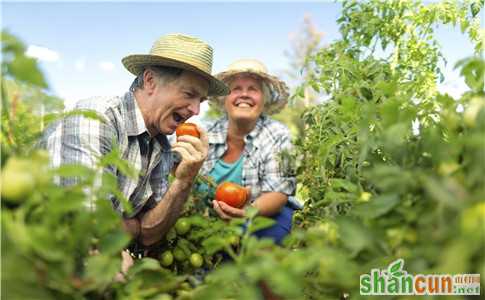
[188,101,200,116]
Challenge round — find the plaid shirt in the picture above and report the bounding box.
[201,115,300,208]
[39,91,174,217]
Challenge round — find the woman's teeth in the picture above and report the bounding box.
[236,103,251,108]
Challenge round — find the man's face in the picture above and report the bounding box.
[224,75,265,122]
[146,70,209,135]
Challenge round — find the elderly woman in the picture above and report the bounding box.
[197,59,299,244]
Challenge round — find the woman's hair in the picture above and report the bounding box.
[129,66,183,92]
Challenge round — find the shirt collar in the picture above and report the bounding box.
[208,116,229,145]
[123,91,171,151]
[124,91,148,137]
[247,114,266,140]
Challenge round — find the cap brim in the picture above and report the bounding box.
[122,54,229,97]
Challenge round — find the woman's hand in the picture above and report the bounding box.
[212,186,251,220]
[212,200,246,220]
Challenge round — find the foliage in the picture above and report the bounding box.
[1,30,64,160]
[290,0,485,298]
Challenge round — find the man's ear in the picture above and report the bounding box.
[143,69,156,95]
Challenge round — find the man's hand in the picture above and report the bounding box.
[139,126,208,246]
[172,125,208,182]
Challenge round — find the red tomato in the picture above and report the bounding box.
[215,182,248,208]
[176,123,200,138]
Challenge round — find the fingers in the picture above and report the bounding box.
[121,250,134,274]
[213,200,246,220]
[218,201,246,217]
[176,126,208,157]
[172,141,203,161]
[171,146,192,162]
[212,200,232,220]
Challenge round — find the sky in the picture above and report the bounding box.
[1,0,480,119]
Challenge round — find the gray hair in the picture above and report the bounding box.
[129,66,183,92]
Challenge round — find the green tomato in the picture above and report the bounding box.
[173,247,186,261]
[160,250,174,267]
[358,192,372,202]
[189,253,203,268]
[175,218,191,235]
[152,294,173,300]
[1,167,35,203]
[179,282,191,291]
[227,235,239,246]
[166,228,177,241]
[464,97,485,127]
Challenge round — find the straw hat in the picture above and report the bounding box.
[122,34,229,96]
[212,59,289,114]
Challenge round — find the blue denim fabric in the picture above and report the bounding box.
[252,205,294,245]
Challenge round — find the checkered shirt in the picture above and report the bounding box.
[38,91,174,217]
[200,115,300,208]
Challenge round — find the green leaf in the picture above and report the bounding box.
[98,230,130,255]
[328,178,358,193]
[127,257,162,277]
[352,194,400,219]
[8,56,48,88]
[29,227,66,262]
[247,216,276,234]
[336,217,373,256]
[84,254,121,290]
[421,175,462,209]
[202,236,227,255]
[99,146,137,179]
[54,163,95,179]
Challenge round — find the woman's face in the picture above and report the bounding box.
[224,75,265,123]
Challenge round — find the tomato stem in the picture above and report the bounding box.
[195,175,217,189]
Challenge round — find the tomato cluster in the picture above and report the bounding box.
[156,215,240,276]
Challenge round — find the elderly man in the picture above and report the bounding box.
[39,34,228,254]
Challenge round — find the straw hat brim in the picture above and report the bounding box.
[211,69,289,115]
[122,54,229,97]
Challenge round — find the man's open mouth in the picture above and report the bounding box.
[173,112,186,124]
